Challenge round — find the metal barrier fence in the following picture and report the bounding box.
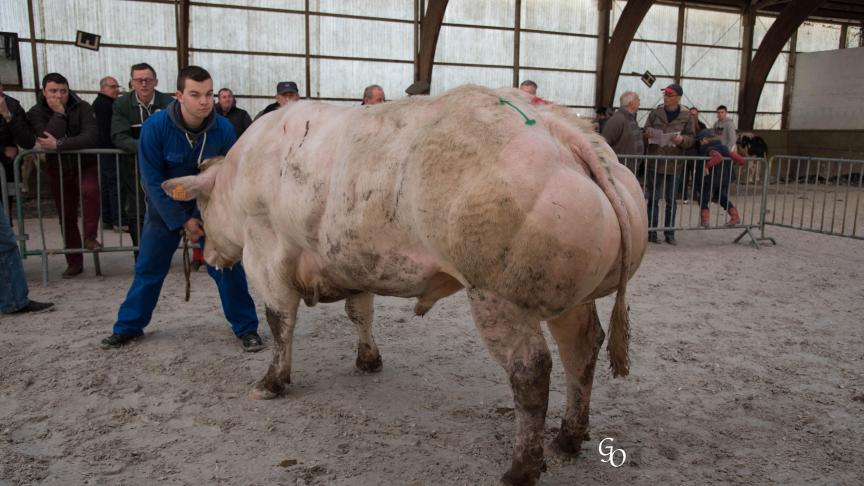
[13,148,145,284]
[618,155,770,246]
[762,156,863,240]
[1,162,8,217]
[9,149,862,286]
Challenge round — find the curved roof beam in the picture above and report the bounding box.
[415,0,449,94]
[738,0,828,129]
[600,0,655,108]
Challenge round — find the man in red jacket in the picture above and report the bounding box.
[28,73,100,278]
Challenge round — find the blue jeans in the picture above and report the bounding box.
[0,210,29,313]
[112,211,259,337]
[645,172,679,238]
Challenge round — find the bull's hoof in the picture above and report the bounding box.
[498,466,542,486]
[355,355,383,373]
[248,380,285,400]
[550,433,584,458]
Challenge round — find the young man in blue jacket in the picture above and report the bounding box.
[101,65,262,352]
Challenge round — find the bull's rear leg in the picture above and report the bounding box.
[249,291,300,400]
[345,292,382,372]
[467,288,551,486]
[546,301,605,456]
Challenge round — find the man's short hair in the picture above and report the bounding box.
[99,76,116,88]
[619,91,638,108]
[42,72,69,88]
[717,105,728,112]
[218,88,233,97]
[177,65,211,92]
[363,84,383,100]
[519,80,537,90]
[130,62,157,78]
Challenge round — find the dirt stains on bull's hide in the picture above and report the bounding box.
[288,162,308,185]
[298,120,310,148]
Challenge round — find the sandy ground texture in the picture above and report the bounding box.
[1,223,863,486]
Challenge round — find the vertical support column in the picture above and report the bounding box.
[414,0,421,81]
[513,0,522,87]
[673,2,685,84]
[599,0,654,108]
[739,6,755,106]
[595,0,611,109]
[780,31,797,130]
[304,0,311,99]
[839,24,848,49]
[176,0,190,69]
[26,0,40,96]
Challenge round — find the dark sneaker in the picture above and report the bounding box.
[9,300,54,314]
[240,332,264,353]
[100,333,140,349]
[648,233,661,244]
[191,260,203,271]
[665,236,678,246]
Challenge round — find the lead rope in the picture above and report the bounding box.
[182,232,191,302]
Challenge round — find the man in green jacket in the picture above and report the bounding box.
[111,62,174,251]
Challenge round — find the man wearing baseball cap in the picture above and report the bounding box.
[643,82,695,245]
[255,81,299,120]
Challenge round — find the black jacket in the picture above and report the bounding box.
[27,91,99,166]
[215,102,252,138]
[92,92,115,148]
[255,102,281,121]
[1,92,35,151]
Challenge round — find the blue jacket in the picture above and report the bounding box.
[138,102,237,231]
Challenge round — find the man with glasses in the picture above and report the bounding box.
[643,83,694,245]
[112,63,174,253]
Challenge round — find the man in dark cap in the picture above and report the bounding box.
[642,82,694,245]
[256,81,299,120]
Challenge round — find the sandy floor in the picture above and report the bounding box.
[1,224,862,485]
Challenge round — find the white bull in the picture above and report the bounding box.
[163,85,648,485]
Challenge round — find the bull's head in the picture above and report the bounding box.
[161,156,243,269]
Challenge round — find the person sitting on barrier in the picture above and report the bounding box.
[1,77,36,221]
[100,65,262,353]
[0,209,53,315]
[27,72,101,278]
[696,128,746,227]
[112,63,175,256]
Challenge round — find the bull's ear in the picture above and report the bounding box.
[162,172,216,201]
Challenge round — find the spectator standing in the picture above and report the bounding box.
[1,77,36,219]
[643,83,695,245]
[112,63,174,251]
[214,88,252,138]
[256,81,299,120]
[601,91,643,161]
[713,105,737,152]
[92,76,123,231]
[101,66,261,352]
[28,73,101,278]
[519,80,537,95]
[361,84,385,105]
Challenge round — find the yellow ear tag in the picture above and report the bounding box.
[171,184,188,200]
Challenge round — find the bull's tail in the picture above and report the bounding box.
[566,143,632,377]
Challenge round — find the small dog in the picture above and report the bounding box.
[737,133,768,184]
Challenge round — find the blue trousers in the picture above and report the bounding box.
[0,210,29,313]
[113,212,258,337]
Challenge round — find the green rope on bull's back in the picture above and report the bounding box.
[498,98,536,125]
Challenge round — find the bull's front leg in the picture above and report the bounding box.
[344,292,382,372]
[546,301,605,456]
[249,291,300,400]
[467,288,551,486]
